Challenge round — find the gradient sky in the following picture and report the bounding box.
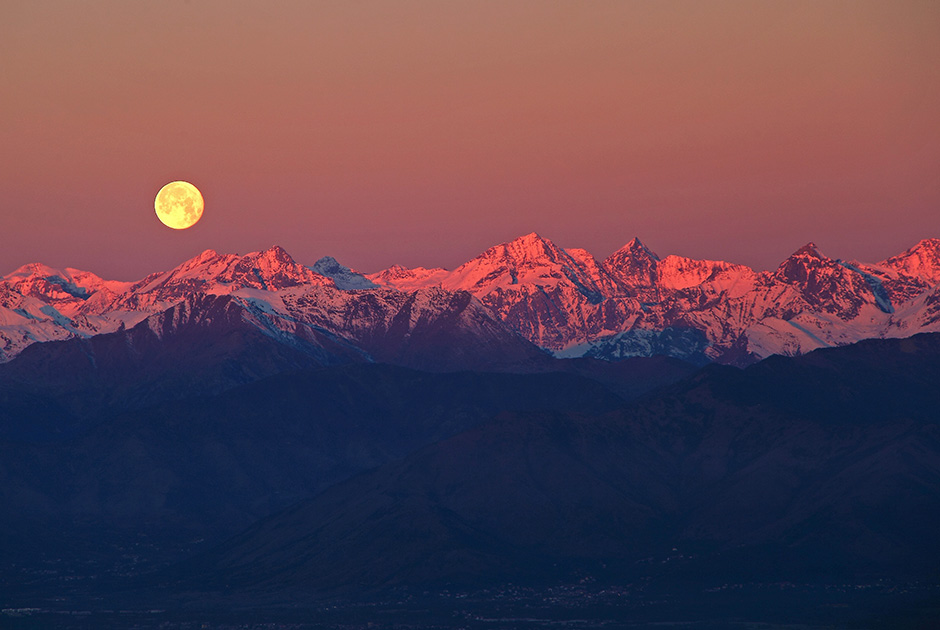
[2,1,938,280]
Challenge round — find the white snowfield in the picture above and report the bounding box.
[2,234,940,365]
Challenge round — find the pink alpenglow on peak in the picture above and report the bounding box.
[3,234,940,367]
[603,238,662,300]
[439,233,619,298]
[366,265,449,291]
[880,239,940,286]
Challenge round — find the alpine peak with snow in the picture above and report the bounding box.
[3,234,940,367]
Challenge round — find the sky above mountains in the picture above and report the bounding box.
[2,1,938,280]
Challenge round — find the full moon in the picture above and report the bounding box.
[154,181,204,230]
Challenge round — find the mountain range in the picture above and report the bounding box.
[2,234,940,627]
[3,233,940,369]
[3,330,934,627]
[183,333,940,597]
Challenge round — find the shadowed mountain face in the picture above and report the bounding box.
[0,280,695,547]
[0,290,553,436]
[0,294,366,433]
[0,356,701,628]
[187,334,940,597]
[0,348,696,571]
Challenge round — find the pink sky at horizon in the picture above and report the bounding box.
[2,1,938,281]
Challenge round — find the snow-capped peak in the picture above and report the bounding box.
[248,245,294,266]
[790,242,825,259]
[880,238,940,286]
[312,256,378,291]
[118,246,332,311]
[489,232,560,265]
[603,237,661,298]
[444,232,606,295]
[240,246,327,287]
[2,262,124,294]
[775,242,833,283]
[4,262,70,281]
[626,237,660,260]
[195,248,221,262]
[366,265,450,291]
[0,262,117,307]
[656,255,756,291]
[603,237,661,270]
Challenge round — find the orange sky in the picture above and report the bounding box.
[2,1,938,279]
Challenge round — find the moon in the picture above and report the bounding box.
[155,181,204,230]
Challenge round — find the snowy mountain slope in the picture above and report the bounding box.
[0,247,338,362]
[447,235,940,364]
[602,237,661,301]
[108,245,333,312]
[0,264,137,361]
[370,233,643,350]
[234,283,548,370]
[311,256,378,290]
[879,238,940,286]
[437,234,638,349]
[2,234,940,366]
[125,253,549,370]
[366,264,449,290]
[440,232,621,297]
[0,293,372,419]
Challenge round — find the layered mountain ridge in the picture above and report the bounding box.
[182,332,940,600]
[3,234,940,367]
